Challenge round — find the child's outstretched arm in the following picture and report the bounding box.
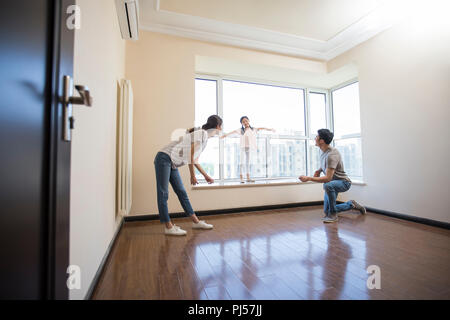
[256,127,275,133]
[220,129,240,139]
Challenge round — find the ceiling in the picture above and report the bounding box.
[139,0,401,61]
[159,0,382,41]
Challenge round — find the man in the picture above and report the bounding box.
[299,129,366,223]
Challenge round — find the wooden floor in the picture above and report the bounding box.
[92,206,450,300]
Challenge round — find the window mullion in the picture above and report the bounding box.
[217,78,224,182]
[329,88,336,148]
[305,89,311,175]
[265,137,269,178]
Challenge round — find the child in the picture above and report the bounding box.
[221,116,274,183]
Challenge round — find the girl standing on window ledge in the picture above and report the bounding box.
[221,116,275,183]
[155,115,223,236]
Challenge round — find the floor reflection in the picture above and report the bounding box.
[156,214,369,300]
[94,208,450,300]
[320,225,351,299]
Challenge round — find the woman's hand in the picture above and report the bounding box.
[299,175,310,182]
[204,175,214,184]
[190,175,198,185]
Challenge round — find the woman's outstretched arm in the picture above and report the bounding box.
[189,142,214,184]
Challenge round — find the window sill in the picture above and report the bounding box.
[192,178,366,190]
[192,178,306,190]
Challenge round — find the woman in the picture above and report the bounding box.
[154,115,223,236]
[221,116,274,183]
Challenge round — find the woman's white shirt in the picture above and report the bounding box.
[160,129,209,168]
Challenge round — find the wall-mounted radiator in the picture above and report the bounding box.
[117,79,133,216]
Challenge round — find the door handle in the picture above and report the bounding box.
[62,75,93,141]
[70,85,93,107]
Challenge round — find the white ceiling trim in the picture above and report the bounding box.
[140,0,398,61]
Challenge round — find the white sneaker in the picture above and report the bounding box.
[323,215,338,223]
[165,225,187,236]
[192,220,213,230]
[351,200,366,214]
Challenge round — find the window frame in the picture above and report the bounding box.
[330,78,364,181]
[305,88,331,176]
[195,75,363,183]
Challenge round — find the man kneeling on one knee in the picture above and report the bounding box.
[299,129,366,223]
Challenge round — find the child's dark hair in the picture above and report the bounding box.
[187,115,223,133]
[240,116,253,134]
[317,129,334,144]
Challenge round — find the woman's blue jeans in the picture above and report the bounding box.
[323,180,353,217]
[154,152,195,223]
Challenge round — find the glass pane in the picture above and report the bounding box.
[223,137,240,179]
[332,82,361,137]
[223,80,305,136]
[308,140,321,176]
[223,137,266,179]
[196,137,220,180]
[268,139,306,177]
[253,138,267,178]
[334,138,363,180]
[195,79,217,127]
[309,92,327,137]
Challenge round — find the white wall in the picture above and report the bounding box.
[328,3,450,223]
[71,0,125,299]
[195,55,358,89]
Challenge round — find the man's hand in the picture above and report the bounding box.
[204,175,214,184]
[191,175,198,185]
[299,175,310,182]
[313,170,321,177]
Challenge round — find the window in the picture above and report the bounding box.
[309,92,327,136]
[222,80,305,136]
[195,79,219,180]
[222,80,307,180]
[194,76,364,183]
[308,91,327,176]
[195,79,217,127]
[221,80,307,180]
[268,139,306,177]
[331,82,363,180]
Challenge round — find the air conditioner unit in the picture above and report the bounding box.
[115,0,139,40]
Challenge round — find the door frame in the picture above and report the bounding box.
[45,0,74,300]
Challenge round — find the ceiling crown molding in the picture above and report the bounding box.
[139,0,399,61]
